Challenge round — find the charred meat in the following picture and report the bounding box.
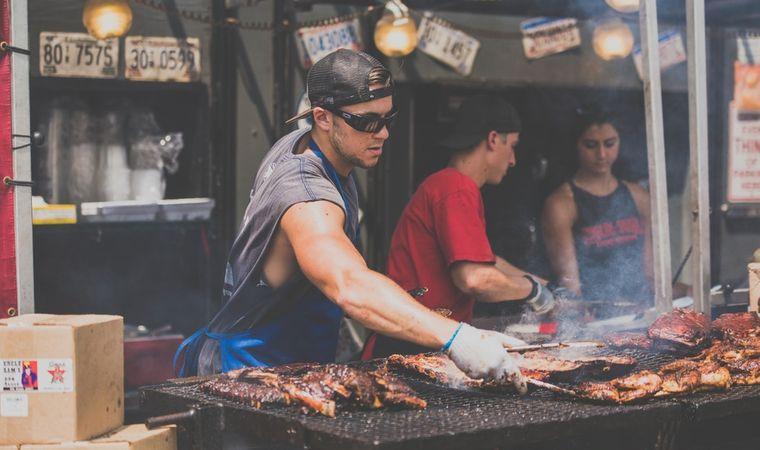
[604,332,653,350]
[648,308,711,353]
[711,312,760,338]
[725,358,760,385]
[200,376,289,408]
[520,351,636,381]
[613,370,663,403]
[370,367,428,409]
[388,352,633,389]
[576,381,621,403]
[577,370,662,404]
[202,363,425,417]
[387,353,485,388]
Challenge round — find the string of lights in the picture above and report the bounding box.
[89,0,632,62]
[132,0,375,31]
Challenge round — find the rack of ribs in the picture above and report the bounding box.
[711,312,760,338]
[200,363,426,417]
[603,332,653,350]
[648,308,711,353]
[387,352,634,390]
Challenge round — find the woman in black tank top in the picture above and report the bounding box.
[542,109,654,307]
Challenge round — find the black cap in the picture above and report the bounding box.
[441,95,522,151]
[286,49,393,125]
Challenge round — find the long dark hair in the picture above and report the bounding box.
[567,106,621,176]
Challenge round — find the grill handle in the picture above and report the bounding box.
[146,408,197,429]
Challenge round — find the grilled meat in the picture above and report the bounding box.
[520,351,636,381]
[200,376,289,408]
[576,381,620,403]
[518,352,583,380]
[387,353,484,388]
[725,358,760,385]
[604,332,653,350]
[725,332,760,349]
[711,312,760,338]
[205,362,425,417]
[648,308,711,353]
[577,370,662,404]
[370,367,428,409]
[696,362,732,390]
[610,370,663,403]
[655,358,731,396]
[388,351,633,391]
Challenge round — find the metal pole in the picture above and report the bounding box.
[639,0,673,312]
[10,0,33,314]
[686,0,711,315]
[273,0,295,140]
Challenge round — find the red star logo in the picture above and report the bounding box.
[48,364,66,383]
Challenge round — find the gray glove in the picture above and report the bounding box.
[524,276,557,315]
[446,323,528,394]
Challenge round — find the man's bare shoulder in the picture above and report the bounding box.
[280,200,346,235]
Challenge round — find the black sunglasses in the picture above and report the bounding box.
[326,107,398,133]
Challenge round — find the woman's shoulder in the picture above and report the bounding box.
[543,182,577,221]
[620,180,651,215]
[546,181,574,204]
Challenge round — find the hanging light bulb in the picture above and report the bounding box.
[374,0,418,57]
[83,0,133,40]
[592,18,635,60]
[604,0,640,14]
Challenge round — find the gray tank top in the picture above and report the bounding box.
[198,128,359,373]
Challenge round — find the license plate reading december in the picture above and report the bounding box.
[125,36,201,82]
[39,32,118,78]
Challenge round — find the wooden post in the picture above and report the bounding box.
[749,263,760,313]
[639,0,674,312]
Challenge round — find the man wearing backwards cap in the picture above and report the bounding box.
[174,49,528,393]
[364,94,559,358]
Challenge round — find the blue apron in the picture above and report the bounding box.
[174,139,358,376]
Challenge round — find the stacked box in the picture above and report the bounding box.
[0,315,123,445]
[20,425,176,450]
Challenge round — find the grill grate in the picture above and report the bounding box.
[140,348,760,449]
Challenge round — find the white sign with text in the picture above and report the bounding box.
[417,16,480,76]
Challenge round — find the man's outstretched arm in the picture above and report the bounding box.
[280,200,529,392]
[280,200,458,348]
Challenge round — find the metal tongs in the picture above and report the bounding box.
[506,340,605,353]
[526,378,577,396]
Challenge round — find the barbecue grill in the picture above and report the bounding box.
[139,348,760,450]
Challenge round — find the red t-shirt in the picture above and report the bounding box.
[387,167,495,322]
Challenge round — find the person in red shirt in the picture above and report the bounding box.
[363,95,558,358]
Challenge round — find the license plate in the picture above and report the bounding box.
[417,16,480,76]
[520,17,581,60]
[125,36,201,82]
[39,32,118,79]
[295,18,363,68]
[633,30,686,79]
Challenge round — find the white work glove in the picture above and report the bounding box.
[482,329,527,348]
[446,323,528,395]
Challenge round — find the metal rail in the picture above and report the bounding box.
[638,0,673,313]
[686,0,712,315]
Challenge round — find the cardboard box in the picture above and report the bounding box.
[0,446,20,449]
[20,425,176,450]
[0,315,123,444]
